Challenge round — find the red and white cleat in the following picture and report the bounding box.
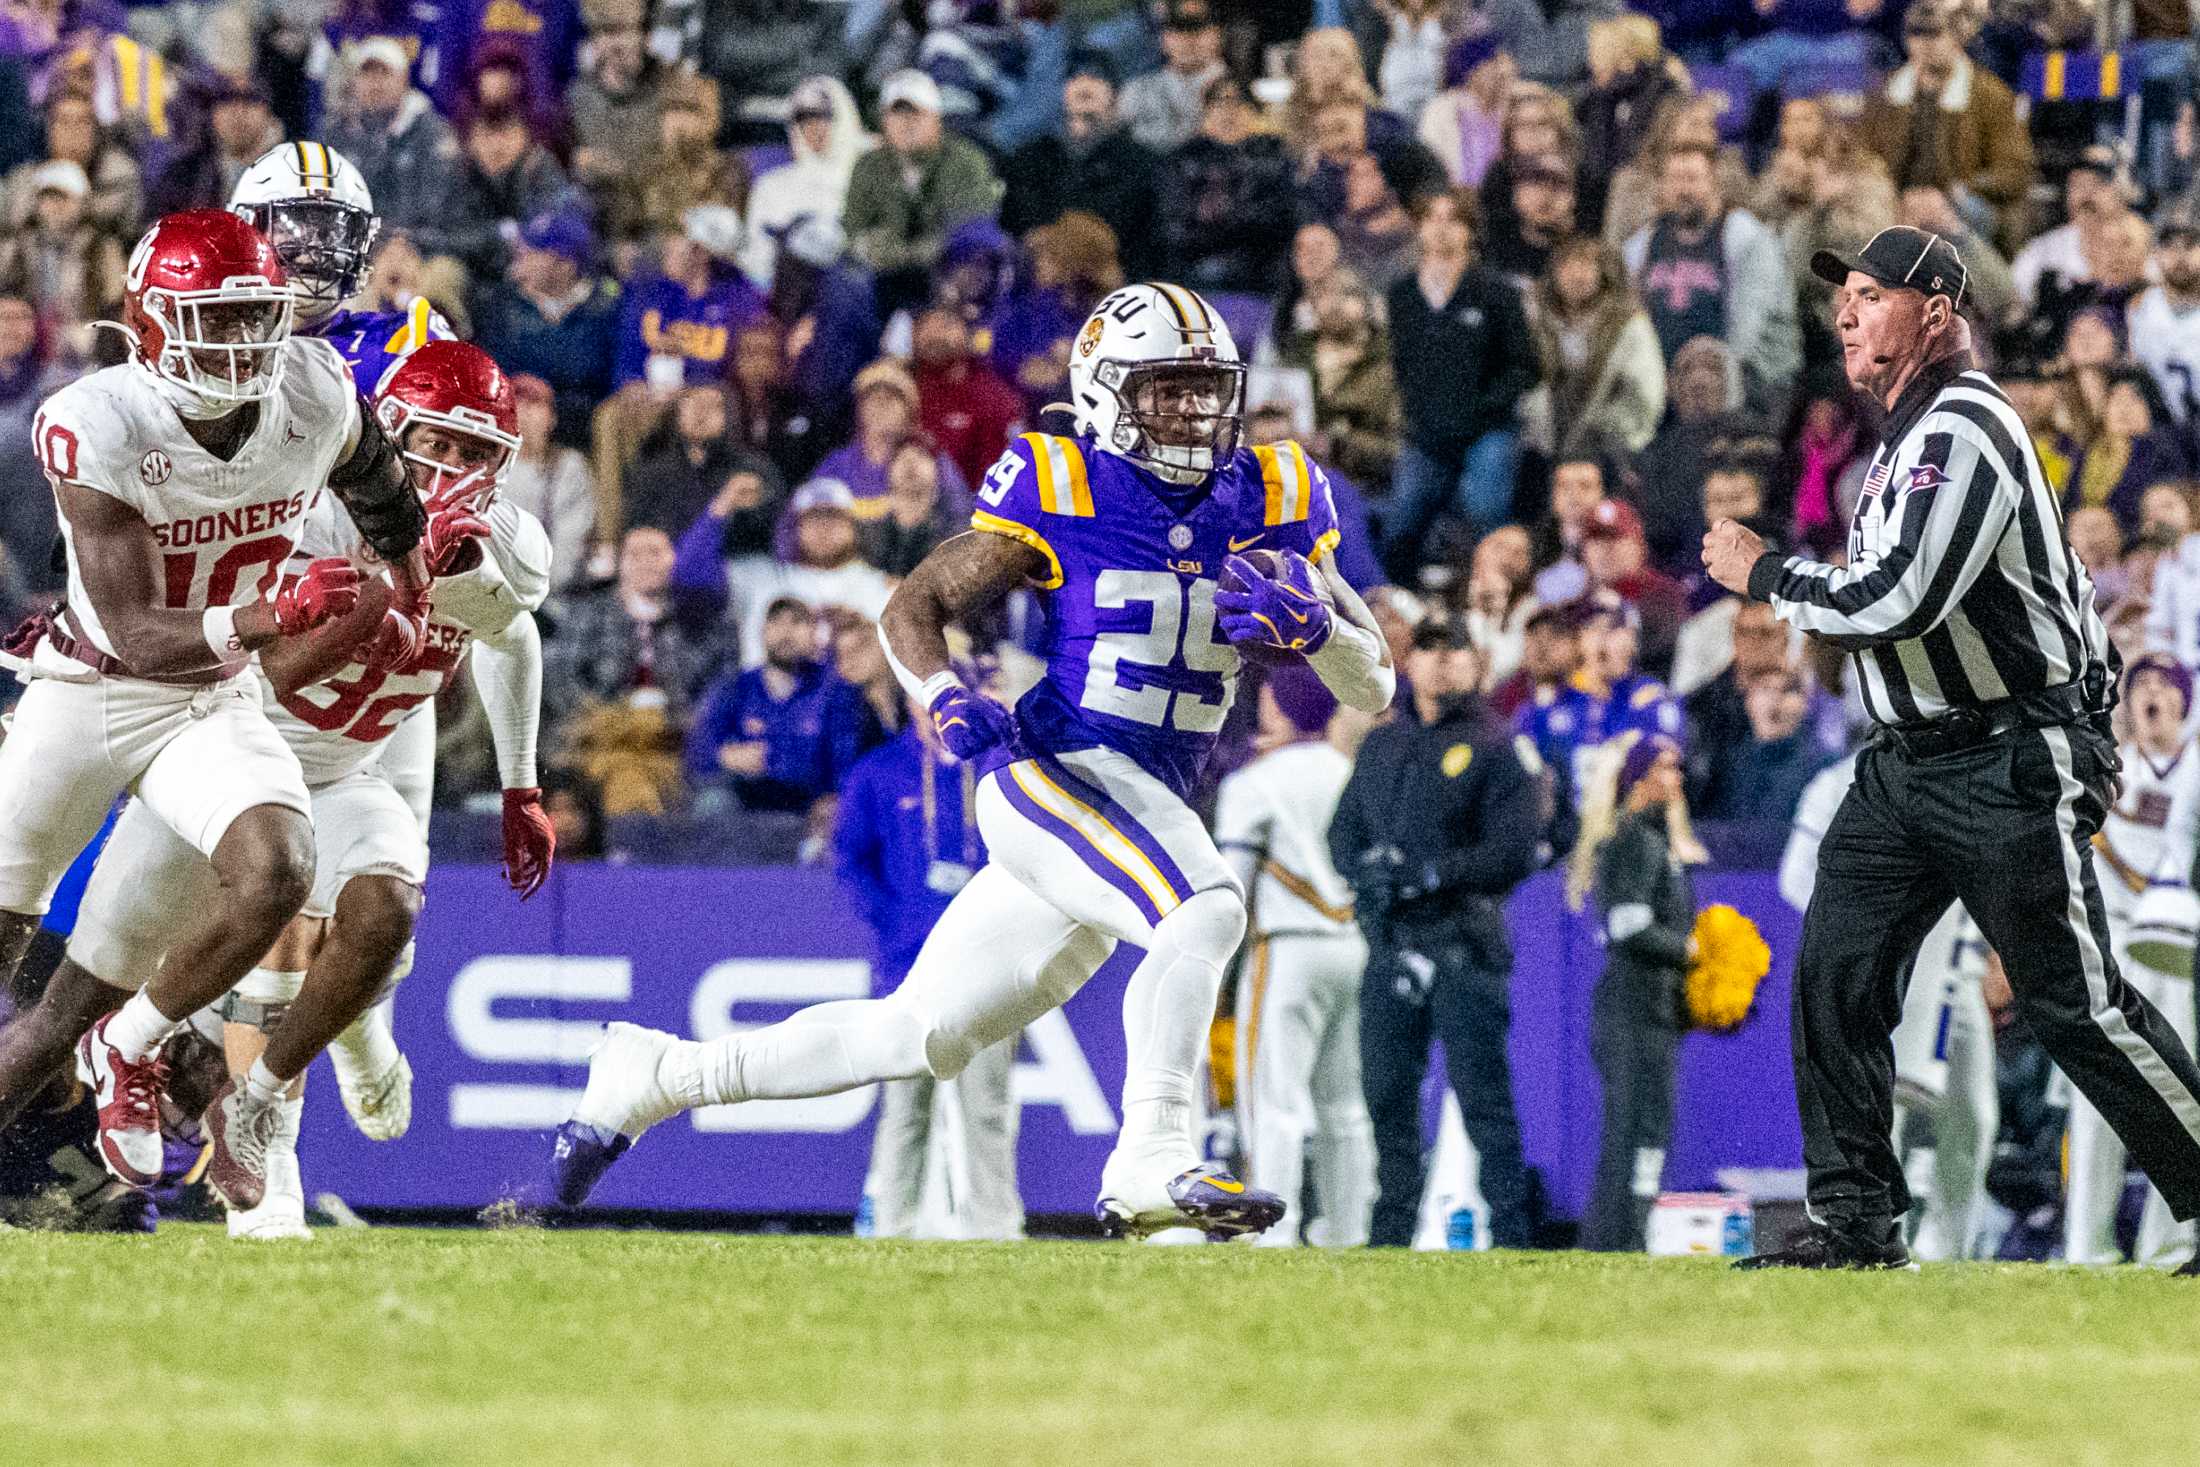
[74,1015,170,1189]
[201,1078,280,1212]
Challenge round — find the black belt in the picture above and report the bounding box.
[1876,673,2108,760]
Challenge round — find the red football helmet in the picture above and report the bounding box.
[122,209,294,407]
[374,340,521,505]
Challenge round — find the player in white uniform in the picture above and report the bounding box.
[0,210,431,1211]
[2066,653,2200,1267]
[228,140,460,1147]
[1783,755,1998,1261]
[1213,669,1374,1247]
[548,282,1397,1238]
[67,341,555,1237]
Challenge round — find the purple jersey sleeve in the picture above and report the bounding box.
[970,433,1073,589]
[315,300,458,397]
[1245,441,1342,567]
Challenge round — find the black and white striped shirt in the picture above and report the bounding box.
[1746,352,2111,726]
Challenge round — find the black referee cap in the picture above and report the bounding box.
[1810,226,1968,307]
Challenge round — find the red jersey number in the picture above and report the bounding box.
[36,419,78,481]
[161,536,294,610]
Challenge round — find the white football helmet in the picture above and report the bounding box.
[1064,282,1244,486]
[229,142,379,321]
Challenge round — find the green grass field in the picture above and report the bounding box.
[2,1226,2195,1467]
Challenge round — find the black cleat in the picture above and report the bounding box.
[1734,1222,1916,1271]
[2173,1256,2200,1278]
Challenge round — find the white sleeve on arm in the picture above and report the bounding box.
[2153,755,2200,885]
[1211,770,1267,902]
[1307,558,1396,713]
[1778,759,1855,912]
[471,610,543,788]
[1757,419,2014,650]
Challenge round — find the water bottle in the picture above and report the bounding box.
[1720,1206,1754,1257]
[1445,1207,1478,1251]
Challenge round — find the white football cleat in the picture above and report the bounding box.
[336,1051,412,1142]
[546,1024,686,1209]
[229,1099,312,1241]
[331,1005,412,1142]
[228,1164,312,1241]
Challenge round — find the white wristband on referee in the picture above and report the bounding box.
[918,670,962,708]
[201,604,241,658]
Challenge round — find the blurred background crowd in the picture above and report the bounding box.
[0,0,2192,867]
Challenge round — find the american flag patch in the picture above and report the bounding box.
[1861,461,1891,499]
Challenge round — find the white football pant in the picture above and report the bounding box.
[1235,931,1373,1247]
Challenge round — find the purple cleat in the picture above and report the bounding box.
[547,1121,631,1209]
[1095,1162,1286,1241]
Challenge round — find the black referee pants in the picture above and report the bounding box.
[1796,724,2200,1236]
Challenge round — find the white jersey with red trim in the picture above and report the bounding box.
[1212,739,1356,938]
[33,337,361,665]
[261,492,550,785]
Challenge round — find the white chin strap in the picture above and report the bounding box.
[293,289,341,327]
[146,366,241,421]
[1143,440,1213,485]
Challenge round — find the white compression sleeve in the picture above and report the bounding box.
[471,610,542,787]
[1306,560,1396,713]
[878,620,957,707]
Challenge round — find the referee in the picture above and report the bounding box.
[1702,226,2200,1272]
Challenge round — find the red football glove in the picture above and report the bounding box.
[363,576,433,672]
[422,478,492,577]
[501,787,556,899]
[272,558,362,635]
[362,605,425,671]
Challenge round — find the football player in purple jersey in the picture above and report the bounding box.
[550,282,1395,1238]
[229,141,456,399]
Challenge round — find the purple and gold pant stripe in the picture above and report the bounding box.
[996,753,1195,927]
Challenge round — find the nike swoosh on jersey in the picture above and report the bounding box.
[1228,534,1264,552]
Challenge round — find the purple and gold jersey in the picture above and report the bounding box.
[314,298,456,396]
[972,432,1342,801]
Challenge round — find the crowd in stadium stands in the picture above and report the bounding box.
[0,0,2196,877]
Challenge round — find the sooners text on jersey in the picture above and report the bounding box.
[34,335,361,665]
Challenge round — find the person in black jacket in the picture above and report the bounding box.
[1159,75,1293,296]
[1570,731,1700,1251]
[1330,617,1542,1247]
[999,53,1161,281]
[1382,187,1534,585]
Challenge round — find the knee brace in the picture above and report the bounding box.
[217,966,305,1030]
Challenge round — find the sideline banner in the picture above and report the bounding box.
[301,866,1803,1218]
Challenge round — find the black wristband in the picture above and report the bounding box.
[1744,549,1785,603]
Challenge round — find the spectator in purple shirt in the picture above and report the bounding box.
[793,359,970,548]
[685,596,840,814]
[592,211,769,517]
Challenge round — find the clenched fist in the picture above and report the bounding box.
[1702,519,1768,597]
[273,558,363,635]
